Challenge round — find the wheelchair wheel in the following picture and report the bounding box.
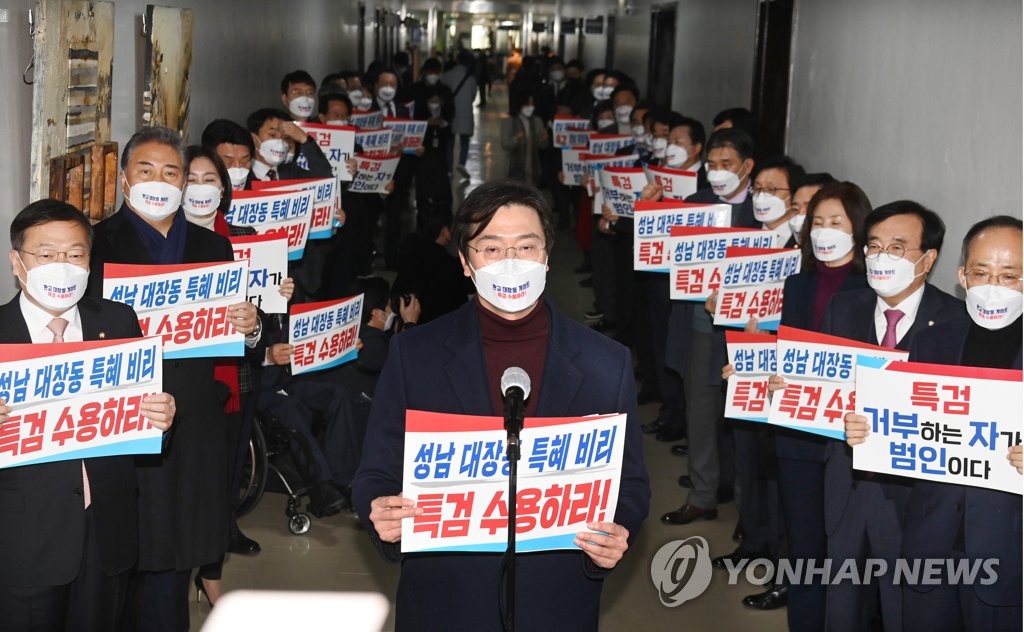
[289,513,312,535]
[236,418,269,518]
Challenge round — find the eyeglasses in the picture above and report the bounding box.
[20,249,88,265]
[467,241,544,263]
[752,185,789,197]
[964,269,1023,287]
[863,243,922,261]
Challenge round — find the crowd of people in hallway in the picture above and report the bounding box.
[0,41,1020,632]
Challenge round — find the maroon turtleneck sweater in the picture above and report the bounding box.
[477,297,550,417]
[813,259,855,330]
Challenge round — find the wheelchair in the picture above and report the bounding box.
[236,412,314,535]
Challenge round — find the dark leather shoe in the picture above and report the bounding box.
[590,318,615,332]
[717,486,735,504]
[670,444,688,456]
[712,548,755,571]
[678,475,693,488]
[641,418,667,434]
[228,523,261,556]
[656,427,687,442]
[661,505,717,525]
[309,481,351,518]
[743,584,788,610]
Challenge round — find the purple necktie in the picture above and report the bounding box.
[881,309,904,349]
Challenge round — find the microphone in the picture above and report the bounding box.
[500,367,530,448]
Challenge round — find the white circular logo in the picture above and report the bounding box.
[650,536,714,607]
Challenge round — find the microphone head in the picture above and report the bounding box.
[500,366,531,400]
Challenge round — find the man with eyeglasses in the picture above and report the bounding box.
[352,179,650,631]
[0,199,176,630]
[819,200,963,632]
[845,215,1022,630]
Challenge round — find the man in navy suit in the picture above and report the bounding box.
[846,215,1022,631]
[353,179,650,631]
[820,201,963,631]
[0,199,176,630]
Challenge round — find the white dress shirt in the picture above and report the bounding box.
[19,293,83,343]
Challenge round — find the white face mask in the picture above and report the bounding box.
[788,214,806,241]
[182,184,222,228]
[288,96,315,119]
[20,257,90,312]
[520,105,535,118]
[126,179,182,220]
[651,137,668,159]
[592,86,605,101]
[664,144,688,168]
[285,151,295,164]
[359,97,373,110]
[752,192,789,223]
[383,310,396,331]
[258,138,289,166]
[809,227,854,262]
[597,118,616,132]
[549,70,565,83]
[965,284,1024,330]
[707,168,743,198]
[865,252,925,298]
[377,86,396,102]
[425,74,440,85]
[600,86,615,100]
[348,90,364,103]
[428,102,442,117]
[227,167,250,189]
[470,258,547,313]
[631,125,646,142]
[615,105,633,126]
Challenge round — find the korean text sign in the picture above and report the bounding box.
[724,331,777,423]
[582,153,638,201]
[588,133,633,156]
[669,226,779,300]
[225,189,313,261]
[552,116,590,149]
[854,359,1022,494]
[713,247,802,330]
[401,411,626,553]
[288,294,363,375]
[103,260,248,359]
[560,148,590,186]
[350,109,384,130]
[383,118,428,154]
[349,152,401,194]
[598,167,648,218]
[229,234,289,314]
[0,336,164,468]
[296,122,356,181]
[354,127,393,153]
[634,202,732,273]
[767,326,908,440]
[644,164,698,200]
[255,177,339,239]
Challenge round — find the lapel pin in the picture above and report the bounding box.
[928,321,934,327]
[98,332,106,339]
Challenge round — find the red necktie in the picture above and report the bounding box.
[48,318,91,508]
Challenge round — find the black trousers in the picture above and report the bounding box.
[0,509,128,632]
[122,570,190,632]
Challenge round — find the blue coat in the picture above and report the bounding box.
[821,284,964,535]
[901,316,1022,606]
[352,298,650,631]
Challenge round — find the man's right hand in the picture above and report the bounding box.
[369,495,422,543]
[844,413,871,447]
[0,398,9,428]
[268,343,293,366]
[767,375,786,393]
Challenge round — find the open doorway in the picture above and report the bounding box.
[646,4,676,108]
[750,0,794,157]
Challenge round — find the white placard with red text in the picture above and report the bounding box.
[634,201,732,273]
[644,164,699,200]
[225,189,312,261]
[103,261,248,359]
[254,177,339,239]
[401,410,626,553]
[583,153,639,200]
[561,147,589,186]
[713,247,802,330]
[288,294,363,375]
[383,118,428,154]
[552,116,591,149]
[349,152,401,194]
[355,128,393,153]
[229,234,289,314]
[350,109,384,130]
[598,166,647,218]
[0,336,164,469]
[854,358,1023,494]
[767,326,908,440]
[588,133,633,156]
[724,331,777,423]
[669,226,779,300]
[296,122,356,181]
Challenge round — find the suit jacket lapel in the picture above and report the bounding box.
[535,302,584,418]
[78,297,103,341]
[854,290,880,346]
[905,284,942,343]
[443,304,492,415]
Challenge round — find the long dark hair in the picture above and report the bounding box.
[799,181,872,273]
[186,145,233,214]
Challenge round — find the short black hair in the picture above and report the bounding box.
[452,179,555,259]
[392,51,410,67]
[510,88,535,116]
[959,215,1024,267]
[864,200,946,253]
[351,276,391,325]
[800,181,872,273]
[705,128,754,162]
[186,145,233,214]
[584,68,606,87]
[755,155,806,191]
[11,199,93,251]
[280,69,316,95]
[420,211,453,241]
[591,101,615,128]
[566,59,584,72]
[794,172,837,192]
[318,92,353,117]
[713,107,757,139]
[646,107,675,131]
[201,118,255,156]
[121,126,187,171]
[610,84,639,103]
[672,115,706,148]
[422,57,443,74]
[246,108,290,135]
